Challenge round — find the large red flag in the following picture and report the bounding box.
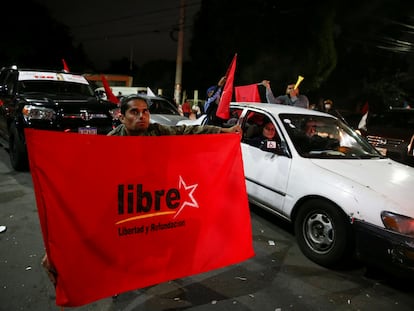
[235,84,261,102]
[101,75,120,104]
[26,129,254,307]
[216,54,237,119]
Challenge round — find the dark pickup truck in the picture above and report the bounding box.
[0,66,118,171]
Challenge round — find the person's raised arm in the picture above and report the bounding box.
[220,124,242,135]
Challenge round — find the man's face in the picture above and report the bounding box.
[120,99,150,135]
[305,121,317,137]
[286,84,299,97]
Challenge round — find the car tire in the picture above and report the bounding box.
[294,199,354,268]
[9,123,28,171]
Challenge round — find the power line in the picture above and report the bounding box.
[71,0,201,30]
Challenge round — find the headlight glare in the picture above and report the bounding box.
[22,105,55,121]
[109,107,121,120]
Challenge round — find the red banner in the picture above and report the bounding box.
[25,129,254,307]
[235,84,261,102]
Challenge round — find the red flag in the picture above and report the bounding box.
[235,84,261,102]
[361,101,369,115]
[216,54,237,119]
[62,59,70,72]
[26,129,254,307]
[101,75,120,104]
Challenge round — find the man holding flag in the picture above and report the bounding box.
[204,75,227,126]
[41,93,243,285]
[260,76,309,109]
[205,53,238,126]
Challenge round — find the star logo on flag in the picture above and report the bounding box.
[174,175,199,218]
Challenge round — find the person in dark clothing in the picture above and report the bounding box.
[204,76,227,126]
[246,121,280,152]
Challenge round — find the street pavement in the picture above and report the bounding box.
[1,144,414,311]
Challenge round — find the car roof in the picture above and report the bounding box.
[230,102,336,118]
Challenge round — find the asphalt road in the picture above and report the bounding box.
[1,143,414,311]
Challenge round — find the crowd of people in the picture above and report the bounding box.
[177,75,340,128]
[40,74,339,285]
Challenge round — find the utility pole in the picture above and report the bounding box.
[174,0,185,106]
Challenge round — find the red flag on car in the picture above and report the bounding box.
[62,59,70,72]
[235,84,261,102]
[216,54,237,119]
[26,129,254,307]
[101,75,120,104]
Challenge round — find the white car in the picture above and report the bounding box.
[179,103,414,277]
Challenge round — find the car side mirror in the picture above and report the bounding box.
[276,141,290,157]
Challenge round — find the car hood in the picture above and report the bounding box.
[25,95,116,111]
[312,158,414,214]
[151,114,188,126]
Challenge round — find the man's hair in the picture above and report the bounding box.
[120,94,150,114]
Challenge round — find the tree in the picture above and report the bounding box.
[189,0,414,110]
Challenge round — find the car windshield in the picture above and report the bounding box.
[17,80,95,97]
[149,98,180,115]
[281,113,382,159]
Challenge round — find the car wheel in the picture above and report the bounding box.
[9,124,29,171]
[294,199,353,268]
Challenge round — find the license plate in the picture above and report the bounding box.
[376,147,387,156]
[78,127,97,135]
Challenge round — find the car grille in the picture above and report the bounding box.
[62,111,109,121]
[366,135,405,148]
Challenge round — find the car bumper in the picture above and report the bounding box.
[354,219,414,278]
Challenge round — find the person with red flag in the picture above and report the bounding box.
[41,94,243,285]
[204,76,226,126]
[108,94,242,136]
[214,54,237,124]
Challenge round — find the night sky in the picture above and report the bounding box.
[34,0,201,69]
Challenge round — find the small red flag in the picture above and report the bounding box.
[101,75,120,104]
[235,84,261,102]
[216,54,237,119]
[26,129,254,307]
[361,101,369,115]
[62,59,69,72]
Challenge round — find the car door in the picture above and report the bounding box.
[239,109,292,216]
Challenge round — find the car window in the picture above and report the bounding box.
[149,99,179,115]
[241,110,283,153]
[281,113,381,159]
[17,80,94,97]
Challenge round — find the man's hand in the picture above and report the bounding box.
[221,124,242,136]
[218,76,227,87]
[260,80,271,88]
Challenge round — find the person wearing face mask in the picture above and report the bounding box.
[319,99,347,124]
[322,99,334,113]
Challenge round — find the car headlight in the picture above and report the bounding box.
[22,105,55,121]
[381,211,414,237]
[109,107,121,120]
